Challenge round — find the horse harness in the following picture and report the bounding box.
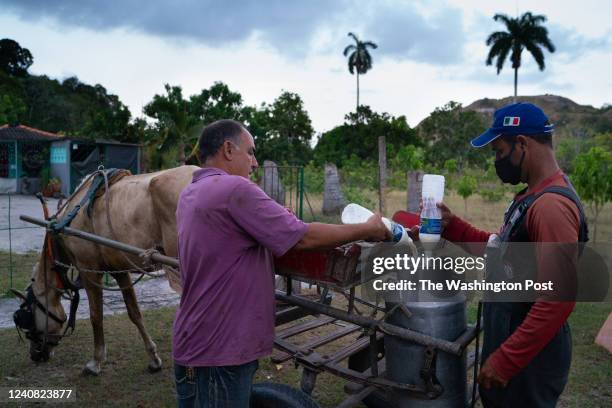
[13,168,123,350]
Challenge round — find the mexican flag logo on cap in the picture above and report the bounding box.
[503,116,520,126]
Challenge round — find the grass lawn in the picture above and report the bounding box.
[0,250,38,296]
[0,302,610,407]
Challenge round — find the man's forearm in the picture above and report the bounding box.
[442,215,491,256]
[293,222,373,250]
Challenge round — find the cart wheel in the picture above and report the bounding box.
[251,382,320,408]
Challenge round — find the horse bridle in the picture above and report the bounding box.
[14,169,122,355]
[13,191,84,355]
[12,234,82,356]
[12,285,67,347]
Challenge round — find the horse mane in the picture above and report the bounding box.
[74,171,98,192]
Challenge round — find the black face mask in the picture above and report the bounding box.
[495,142,525,185]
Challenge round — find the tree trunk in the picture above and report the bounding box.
[513,67,518,103]
[464,198,468,217]
[378,136,386,215]
[178,139,186,166]
[356,72,360,111]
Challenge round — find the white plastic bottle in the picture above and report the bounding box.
[420,174,445,244]
[341,203,411,244]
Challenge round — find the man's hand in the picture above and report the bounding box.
[364,214,391,242]
[478,358,508,389]
[409,201,456,241]
[436,202,455,229]
[417,200,456,230]
[407,225,420,241]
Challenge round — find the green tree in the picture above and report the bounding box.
[124,117,150,145]
[343,32,377,111]
[419,101,488,168]
[258,91,314,164]
[388,144,425,189]
[593,132,612,152]
[0,43,134,141]
[144,84,201,166]
[557,132,612,173]
[444,159,458,174]
[189,82,244,124]
[457,175,478,216]
[0,94,26,124]
[486,12,555,101]
[0,38,33,77]
[73,81,132,141]
[241,104,271,155]
[12,74,133,140]
[390,145,425,173]
[571,147,612,242]
[314,106,418,166]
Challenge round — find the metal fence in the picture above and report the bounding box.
[252,164,304,220]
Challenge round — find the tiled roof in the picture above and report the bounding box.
[0,125,63,142]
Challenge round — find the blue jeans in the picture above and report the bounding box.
[174,360,259,408]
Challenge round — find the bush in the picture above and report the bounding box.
[302,162,324,194]
[339,155,378,191]
[479,187,506,202]
[343,186,375,209]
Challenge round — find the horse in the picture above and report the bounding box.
[13,165,197,375]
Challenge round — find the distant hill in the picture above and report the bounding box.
[464,94,612,140]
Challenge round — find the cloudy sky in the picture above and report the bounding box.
[1,0,610,135]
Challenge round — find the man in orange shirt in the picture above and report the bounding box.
[434,103,588,407]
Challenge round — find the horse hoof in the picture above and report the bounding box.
[148,358,162,373]
[83,361,101,376]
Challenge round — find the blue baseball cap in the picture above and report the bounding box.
[470,103,554,148]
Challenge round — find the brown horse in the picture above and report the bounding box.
[14,165,197,375]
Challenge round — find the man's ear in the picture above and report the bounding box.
[222,140,233,160]
[516,135,528,150]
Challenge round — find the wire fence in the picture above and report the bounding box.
[0,194,49,295]
[252,164,305,220]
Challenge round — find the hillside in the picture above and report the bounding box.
[464,94,612,139]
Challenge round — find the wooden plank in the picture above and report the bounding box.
[328,332,384,364]
[275,305,312,326]
[273,324,361,364]
[276,315,336,339]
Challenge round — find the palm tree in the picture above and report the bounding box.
[343,32,377,111]
[486,12,555,102]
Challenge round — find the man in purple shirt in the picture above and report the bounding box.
[173,119,388,407]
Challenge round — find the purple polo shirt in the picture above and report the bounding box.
[172,167,307,367]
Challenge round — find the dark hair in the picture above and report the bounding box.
[502,132,553,147]
[198,119,245,162]
[530,132,553,147]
